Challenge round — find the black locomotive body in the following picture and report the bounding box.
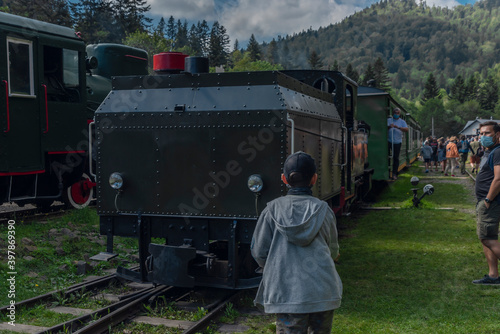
[96,59,371,289]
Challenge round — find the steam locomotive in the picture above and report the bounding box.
[0,12,148,209]
[94,53,382,289]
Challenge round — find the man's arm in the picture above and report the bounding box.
[399,120,409,133]
[485,165,500,208]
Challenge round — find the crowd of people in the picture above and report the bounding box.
[421,134,484,176]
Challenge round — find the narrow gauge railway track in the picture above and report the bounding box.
[1,270,242,334]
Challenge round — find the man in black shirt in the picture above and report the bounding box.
[473,121,500,285]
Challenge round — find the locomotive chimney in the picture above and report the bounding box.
[153,52,188,74]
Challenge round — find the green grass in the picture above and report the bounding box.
[0,207,137,319]
[331,164,498,334]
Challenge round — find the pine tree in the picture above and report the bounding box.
[331,60,340,71]
[175,19,188,48]
[373,57,391,91]
[465,75,478,102]
[345,63,359,83]
[166,16,176,41]
[197,20,210,56]
[478,75,499,111]
[9,0,72,26]
[247,34,261,61]
[422,73,440,102]
[266,39,279,64]
[450,75,466,103]
[112,0,151,42]
[208,21,230,67]
[156,17,166,37]
[188,24,201,55]
[308,50,323,70]
[233,39,239,52]
[71,0,116,43]
[362,64,376,86]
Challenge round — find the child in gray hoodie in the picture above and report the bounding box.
[251,151,342,334]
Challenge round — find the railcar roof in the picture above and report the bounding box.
[98,71,342,121]
[358,86,389,96]
[0,11,79,40]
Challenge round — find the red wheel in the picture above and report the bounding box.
[65,173,95,209]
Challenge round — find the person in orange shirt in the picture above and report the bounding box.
[444,136,459,177]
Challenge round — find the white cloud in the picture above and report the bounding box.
[219,0,362,44]
[426,0,462,7]
[148,0,218,21]
[147,0,472,45]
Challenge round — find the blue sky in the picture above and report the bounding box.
[147,0,478,46]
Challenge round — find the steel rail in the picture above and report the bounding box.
[69,285,172,334]
[0,273,119,313]
[182,290,242,334]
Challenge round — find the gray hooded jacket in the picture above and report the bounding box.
[251,194,342,314]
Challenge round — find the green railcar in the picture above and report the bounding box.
[406,114,422,164]
[357,86,420,181]
[0,12,148,208]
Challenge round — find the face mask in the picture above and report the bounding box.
[481,135,496,148]
[393,114,400,119]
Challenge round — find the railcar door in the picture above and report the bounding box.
[38,39,87,158]
[0,35,42,174]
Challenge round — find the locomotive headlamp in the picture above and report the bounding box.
[247,174,264,193]
[109,172,124,190]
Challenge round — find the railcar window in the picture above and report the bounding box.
[43,46,80,102]
[7,38,34,96]
[63,49,79,87]
[313,77,336,94]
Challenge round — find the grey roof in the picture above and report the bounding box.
[0,11,78,39]
[358,86,389,96]
[459,118,500,135]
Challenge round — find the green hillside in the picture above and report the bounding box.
[266,0,497,95]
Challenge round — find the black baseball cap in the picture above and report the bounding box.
[283,151,316,185]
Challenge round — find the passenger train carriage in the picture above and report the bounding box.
[357,86,421,181]
[0,12,148,209]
